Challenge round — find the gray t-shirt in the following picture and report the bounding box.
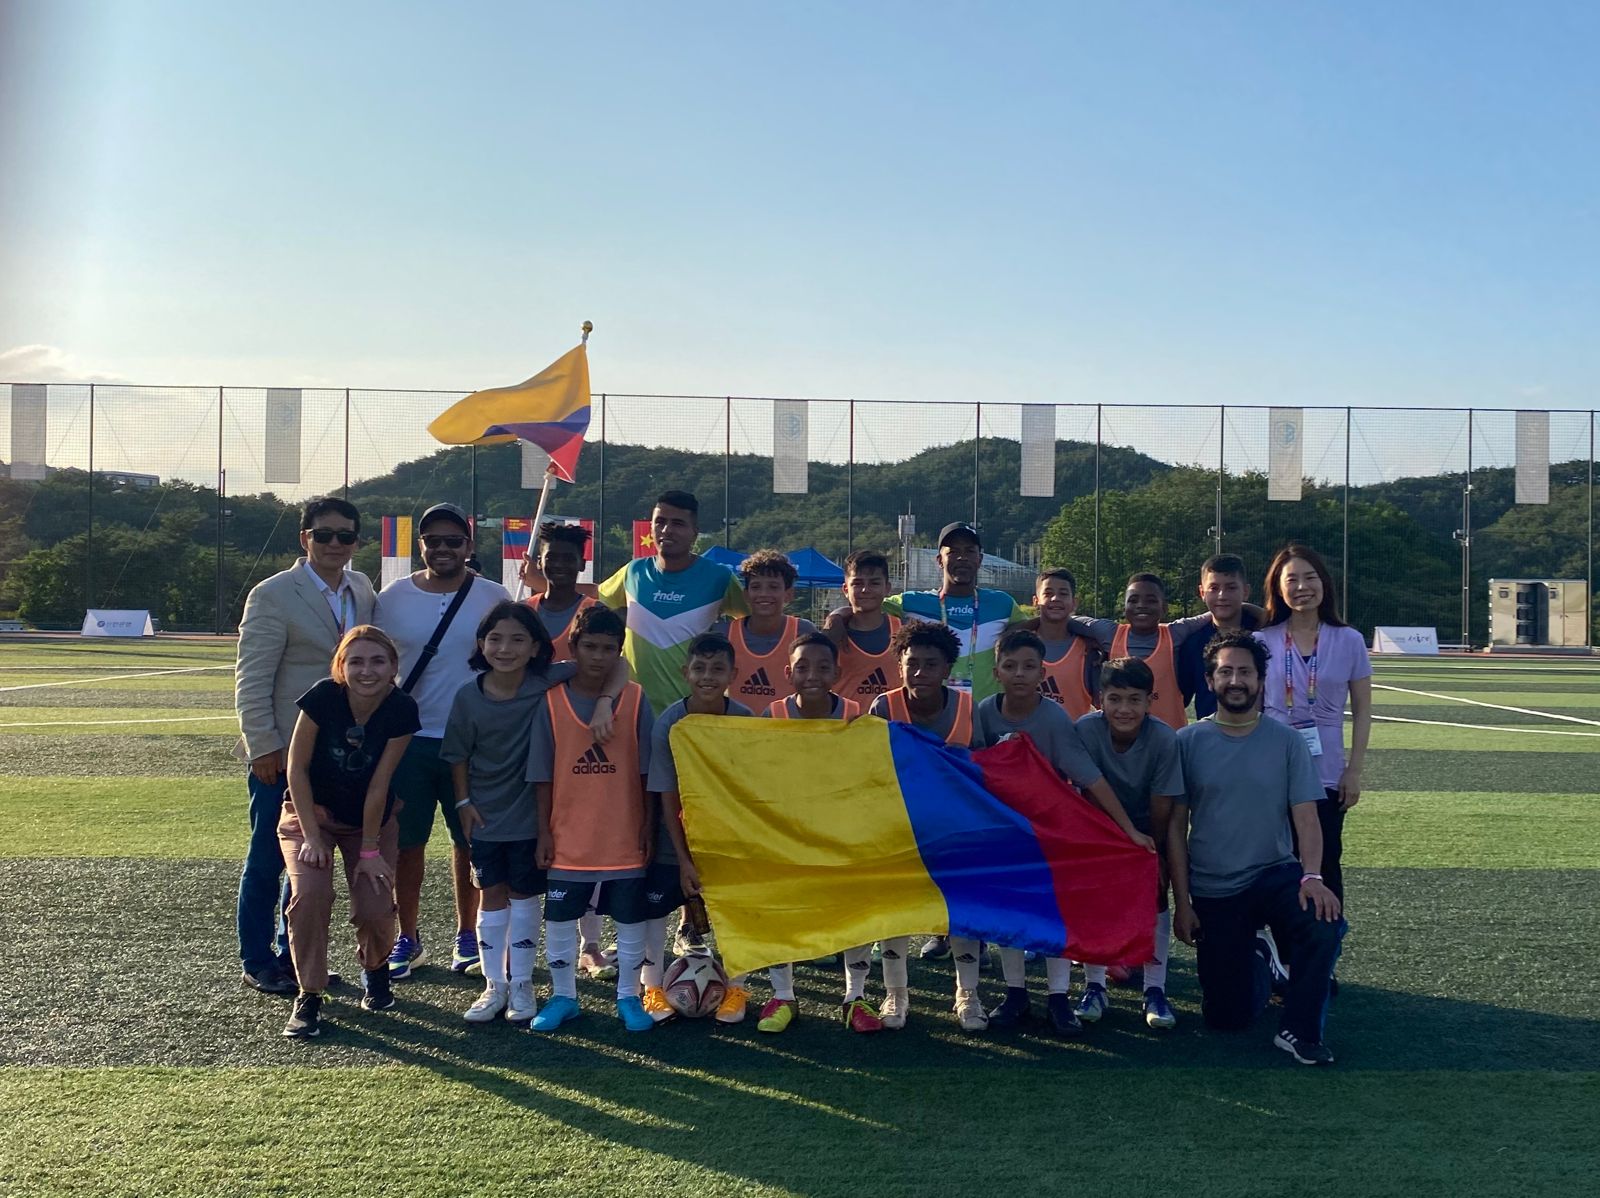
[532,596,584,644]
[867,688,974,747]
[1175,717,1324,899]
[973,695,1104,788]
[846,620,893,655]
[647,698,755,865]
[1072,613,1212,659]
[377,573,512,737]
[439,666,576,841]
[1075,710,1185,834]
[524,687,656,784]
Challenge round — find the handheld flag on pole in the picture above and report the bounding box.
[427,330,592,483]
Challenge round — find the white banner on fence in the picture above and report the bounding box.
[9,384,48,481]
[1372,626,1439,655]
[521,440,553,488]
[1019,405,1055,498]
[773,399,808,494]
[263,388,302,484]
[81,609,155,637]
[1515,410,1549,505]
[1268,407,1303,502]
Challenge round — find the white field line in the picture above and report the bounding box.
[1376,662,1600,673]
[0,663,233,671]
[0,666,229,693]
[1372,713,1600,739]
[1372,683,1600,727]
[0,714,234,729]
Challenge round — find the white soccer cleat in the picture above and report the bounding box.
[878,986,910,1030]
[953,988,989,1032]
[505,979,538,1022]
[464,981,509,1023]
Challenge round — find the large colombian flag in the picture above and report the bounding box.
[671,716,1157,976]
[426,343,591,482]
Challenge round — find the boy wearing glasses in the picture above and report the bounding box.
[235,496,377,997]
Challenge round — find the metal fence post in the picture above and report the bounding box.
[1215,405,1224,554]
[1093,404,1102,610]
[85,384,95,610]
[973,401,981,529]
[724,396,731,548]
[1462,411,1474,647]
[216,387,226,635]
[1343,406,1351,623]
[596,394,606,581]
[847,399,855,553]
[1589,411,1595,647]
[342,388,351,498]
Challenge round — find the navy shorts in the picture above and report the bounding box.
[468,837,545,896]
[545,875,649,924]
[639,862,686,920]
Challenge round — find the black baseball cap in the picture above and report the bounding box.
[418,502,472,535]
[938,521,982,550]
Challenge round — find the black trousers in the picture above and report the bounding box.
[1290,789,1346,903]
[1192,861,1341,1044]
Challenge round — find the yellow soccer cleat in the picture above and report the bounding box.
[757,997,797,1033]
[641,986,676,1024]
[714,984,750,1024]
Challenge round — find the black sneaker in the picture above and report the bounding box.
[920,935,951,960]
[282,992,323,1039]
[242,965,296,996]
[1046,992,1084,1037]
[361,965,395,1012]
[987,986,1031,1028]
[1274,1030,1334,1066]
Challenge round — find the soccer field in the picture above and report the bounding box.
[2,640,1597,1197]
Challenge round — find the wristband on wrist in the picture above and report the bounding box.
[1300,872,1323,885]
[455,798,474,809]
[359,848,381,860]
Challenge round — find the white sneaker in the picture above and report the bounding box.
[506,979,538,1022]
[878,986,910,1030]
[464,981,509,1023]
[953,988,989,1032]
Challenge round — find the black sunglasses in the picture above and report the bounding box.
[342,724,370,773]
[421,534,467,549]
[309,528,359,545]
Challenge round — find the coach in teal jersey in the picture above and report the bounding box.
[884,523,1028,703]
[595,490,748,713]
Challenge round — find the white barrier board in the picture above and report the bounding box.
[1373,626,1438,655]
[82,610,156,637]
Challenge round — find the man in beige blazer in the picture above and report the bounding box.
[234,496,377,994]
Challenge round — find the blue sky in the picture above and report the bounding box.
[2,1,1598,411]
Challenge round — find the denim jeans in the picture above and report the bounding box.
[237,770,292,973]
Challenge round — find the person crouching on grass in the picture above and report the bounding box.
[279,626,420,1039]
[527,605,657,1034]
[442,601,568,1027]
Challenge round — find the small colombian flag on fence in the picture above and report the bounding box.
[670,717,1157,976]
[379,516,412,590]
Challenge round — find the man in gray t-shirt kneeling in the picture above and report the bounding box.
[1168,630,1343,1066]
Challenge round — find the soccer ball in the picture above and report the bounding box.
[663,951,728,1018]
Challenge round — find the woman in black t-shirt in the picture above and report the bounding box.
[278,625,419,1039]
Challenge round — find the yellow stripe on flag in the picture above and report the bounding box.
[671,715,948,976]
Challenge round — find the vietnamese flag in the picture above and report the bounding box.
[633,520,656,559]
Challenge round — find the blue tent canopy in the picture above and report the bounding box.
[702,545,748,571]
[700,545,843,589]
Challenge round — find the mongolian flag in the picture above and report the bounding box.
[426,343,591,482]
[670,717,1157,976]
[633,519,656,559]
[501,518,533,592]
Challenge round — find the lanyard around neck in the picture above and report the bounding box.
[1284,626,1318,711]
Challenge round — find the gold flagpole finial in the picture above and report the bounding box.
[581,320,593,344]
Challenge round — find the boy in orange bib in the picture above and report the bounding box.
[825,550,903,705]
[527,605,657,1034]
[726,550,816,709]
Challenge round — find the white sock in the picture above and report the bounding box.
[1046,957,1074,994]
[1085,963,1109,987]
[508,897,539,984]
[579,907,603,952]
[614,921,646,998]
[475,906,510,985]
[769,963,795,1002]
[641,915,669,989]
[545,918,579,999]
[881,937,910,990]
[951,936,981,992]
[999,946,1027,989]
[843,945,871,1000]
[1144,910,1171,991]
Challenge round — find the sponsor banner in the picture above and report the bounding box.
[10,384,48,481]
[1372,626,1439,655]
[773,399,808,494]
[1268,407,1303,502]
[263,388,302,484]
[1515,410,1549,505]
[81,609,155,637]
[1020,405,1055,498]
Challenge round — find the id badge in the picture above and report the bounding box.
[1294,724,1323,757]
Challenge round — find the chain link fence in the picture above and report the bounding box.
[1,383,1593,644]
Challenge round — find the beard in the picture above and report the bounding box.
[1216,684,1260,714]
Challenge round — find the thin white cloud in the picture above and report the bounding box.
[0,345,125,383]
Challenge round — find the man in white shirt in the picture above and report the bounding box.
[378,503,511,979]
[234,496,376,995]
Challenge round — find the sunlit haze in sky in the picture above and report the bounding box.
[2,1,1598,412]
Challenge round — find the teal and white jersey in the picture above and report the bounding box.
[598,556,747,713]
[883,588,1028,702]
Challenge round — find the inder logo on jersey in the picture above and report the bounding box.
[739,667,778,698]
[572,743,617,776]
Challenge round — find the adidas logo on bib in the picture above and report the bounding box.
[572,744,618,775]
[1039,676,1063,704]
[860,667,890,696]
[740,667,777,698]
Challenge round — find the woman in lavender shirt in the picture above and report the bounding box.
[1255,543,1373,910]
